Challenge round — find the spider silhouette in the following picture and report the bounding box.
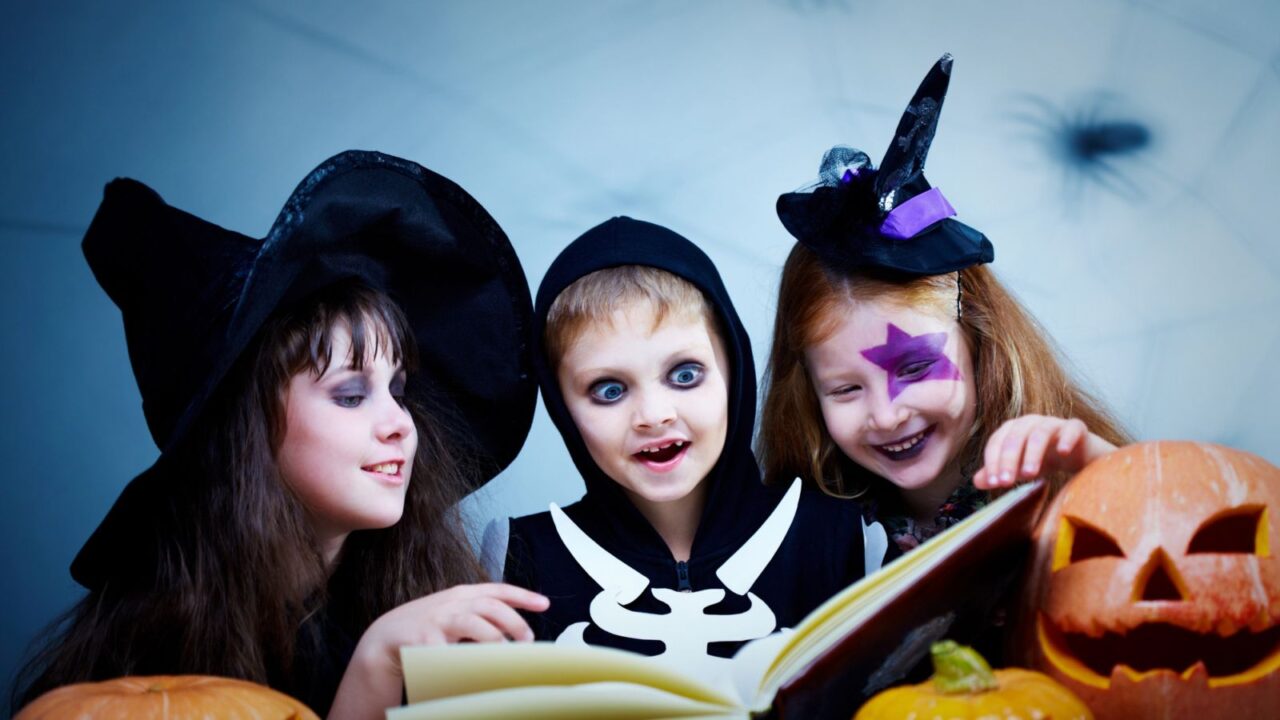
[1010,92,1154,205]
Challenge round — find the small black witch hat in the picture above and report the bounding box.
[776,54,993,276]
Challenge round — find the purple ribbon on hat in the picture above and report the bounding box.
[879,187,956,240]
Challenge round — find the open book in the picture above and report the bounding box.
[389,480,1047,720]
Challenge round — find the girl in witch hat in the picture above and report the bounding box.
[12,151,547,719]
[758,55,1131,556]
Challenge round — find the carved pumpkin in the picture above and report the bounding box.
[15,675,319,719]
[855,640,1092,719]
[1016,441,1280,718]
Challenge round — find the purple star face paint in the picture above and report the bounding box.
[805,301,978,499]
[859,323,961,401]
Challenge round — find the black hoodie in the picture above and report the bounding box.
[505,217,881,657]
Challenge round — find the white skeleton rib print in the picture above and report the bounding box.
[548,479,803,679]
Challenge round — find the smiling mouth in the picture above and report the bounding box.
[1039,615,1280,688]
[363,462,403,476]
[633,440,688,467]
[872,427,933,461]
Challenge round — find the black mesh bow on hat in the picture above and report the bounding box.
[776,54,994,276]
[72,150,536,589]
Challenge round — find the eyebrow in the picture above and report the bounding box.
[566,365,626,388]
[321,359,407,381]
[574,344,710,374]
[809,366,863,388]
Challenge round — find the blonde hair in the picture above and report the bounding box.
[545,265,718,368]
[758,243,1130,501]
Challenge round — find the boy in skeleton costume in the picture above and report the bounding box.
[493,217,893,678]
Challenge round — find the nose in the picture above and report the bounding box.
[866,387,907,433]
[1136,548,1186,602]
[632,387,677,431]
[375,394,415,443]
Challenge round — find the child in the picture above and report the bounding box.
[12,151,548,720]
[498,216,881,675]
[759,55,1130,554]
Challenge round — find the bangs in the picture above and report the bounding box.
[545,266,713,368]
[278,282,418,379]
[806,270,957,348]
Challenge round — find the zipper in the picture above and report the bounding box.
[675,560,692,592]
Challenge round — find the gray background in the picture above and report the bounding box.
[3,0,1278,710]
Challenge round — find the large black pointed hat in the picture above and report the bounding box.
[72,150,537,589]
[777,54,994,276]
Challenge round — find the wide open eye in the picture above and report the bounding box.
[667,362,704,388]
[1187,506,1268,556]
[588,380,626,404]
[1053,516,1125,571]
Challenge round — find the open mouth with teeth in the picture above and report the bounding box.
[633,440,688,469]
[363,462,403,476]
[872,426,933,461]
[1038,615,1280,688]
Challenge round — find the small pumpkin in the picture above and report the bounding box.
[15,675,319,719]
[855,640,1092,720]
[1015,441,1280,719]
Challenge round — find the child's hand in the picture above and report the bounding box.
[329,583,548,720]
[973,414,1117,490]
[366,582,548,649]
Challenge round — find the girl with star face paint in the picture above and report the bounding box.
[758,55,1130,555]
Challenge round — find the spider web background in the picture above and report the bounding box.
[2,0,1277,708]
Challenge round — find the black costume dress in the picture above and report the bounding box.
[503,217,892,659]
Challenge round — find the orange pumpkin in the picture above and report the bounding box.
[15,675,319,719]
[855,640,1092,719]
[1016,441,1280,719]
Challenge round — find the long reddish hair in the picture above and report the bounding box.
[758,243,1129,502]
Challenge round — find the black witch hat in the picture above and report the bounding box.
[72,150,536,589]
[776,54,994,276]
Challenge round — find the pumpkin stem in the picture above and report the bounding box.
[930,640,999,694]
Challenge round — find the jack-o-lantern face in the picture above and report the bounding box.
[1017,441,1280,719]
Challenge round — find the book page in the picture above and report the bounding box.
[401,642,742,708]
[724,630,791,711]
[388,681,742,720]
[396,483,1043,718]
[756,481,1043,699]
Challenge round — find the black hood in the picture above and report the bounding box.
[533,217,775,558]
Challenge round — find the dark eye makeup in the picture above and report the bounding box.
[588,379,626,404]
[667,361,705,388]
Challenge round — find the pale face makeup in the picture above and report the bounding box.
[557,302,730,548]
[276,324,417,563]
[804,298,977,515]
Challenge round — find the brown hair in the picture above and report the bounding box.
[758,243,1129,501]
[545,265,717,368]
[14,282,485,709]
